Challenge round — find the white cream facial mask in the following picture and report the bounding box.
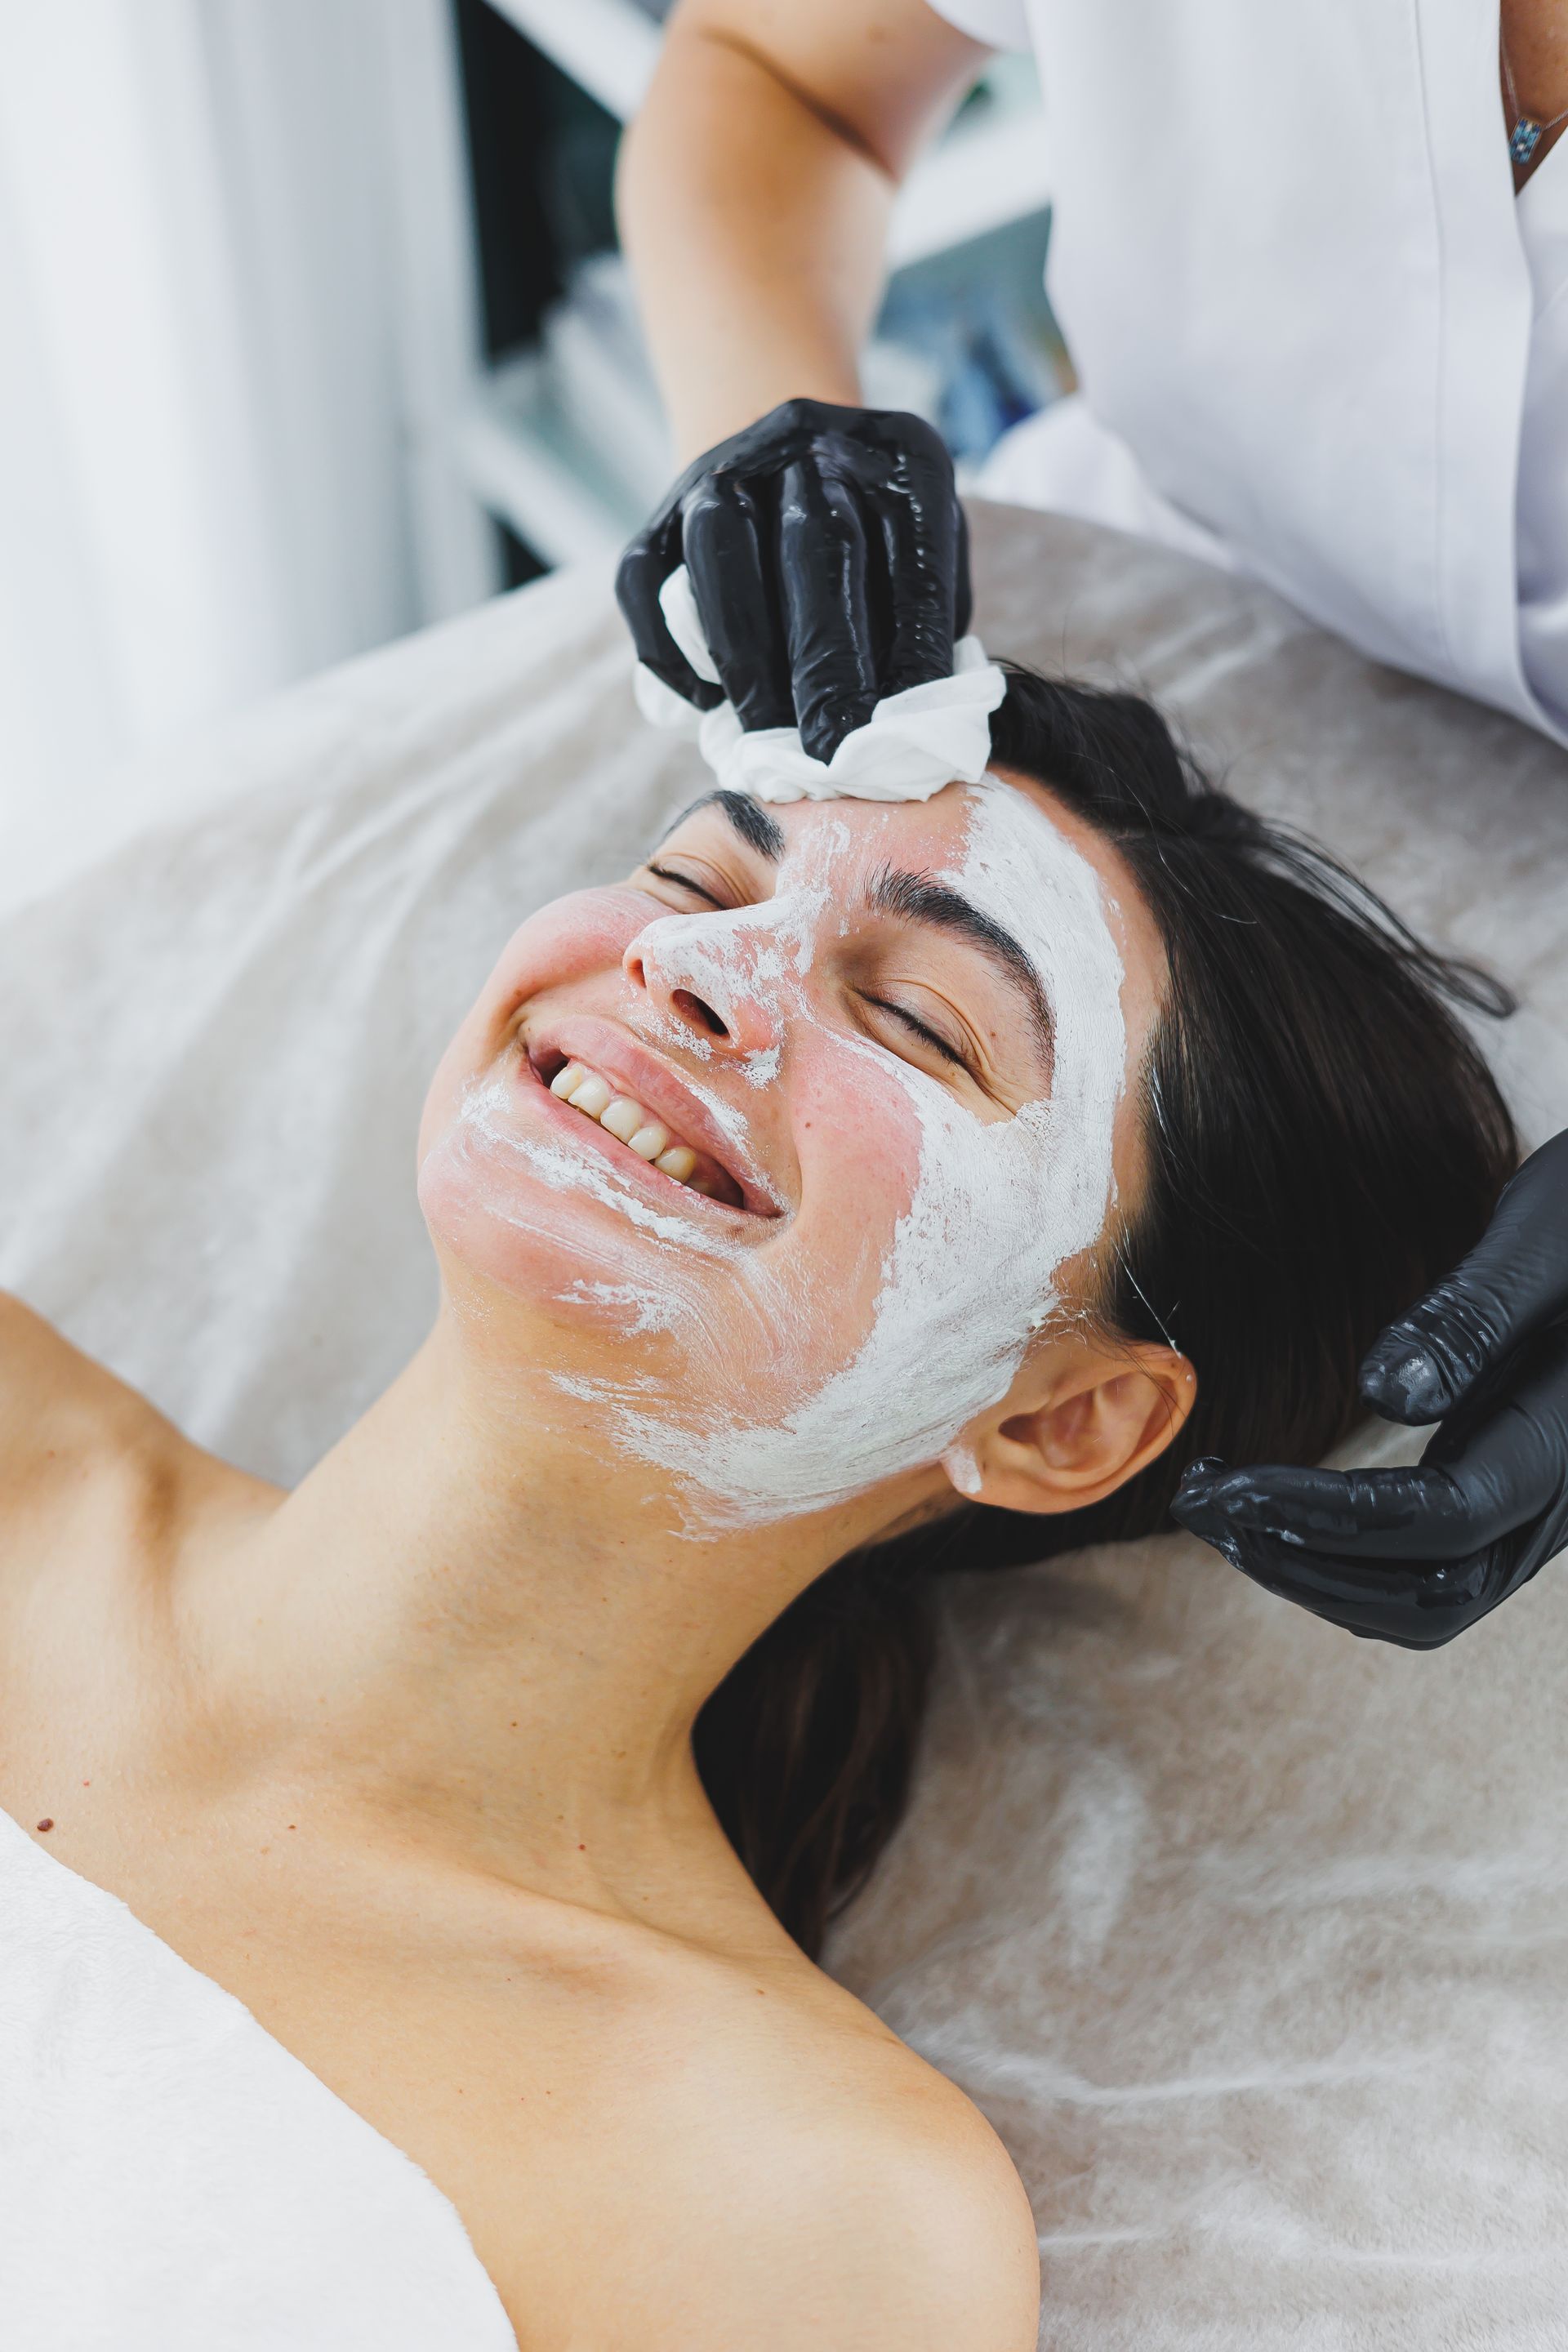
[458,779,1127,1526]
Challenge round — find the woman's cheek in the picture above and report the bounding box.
[786,1040,927,1300]
[416,888,649,1162]
[487,885,656,1018]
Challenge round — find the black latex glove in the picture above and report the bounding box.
[616,398,969,764]
[1169,1129,1568,1649]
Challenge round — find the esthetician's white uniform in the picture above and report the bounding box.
[931,0,1568,745]
[0,1810,514,2350]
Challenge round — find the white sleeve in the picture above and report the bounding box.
[922,0,1031,50]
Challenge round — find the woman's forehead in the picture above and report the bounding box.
[984,769,1165,1056]
[740,765,1122,890]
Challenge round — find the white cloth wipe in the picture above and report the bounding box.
[632,564,1006,803]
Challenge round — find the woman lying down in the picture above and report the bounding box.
[0,669,1515,2350]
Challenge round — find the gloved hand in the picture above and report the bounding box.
[616,398,969,765]
[1170,1128,1568,1649]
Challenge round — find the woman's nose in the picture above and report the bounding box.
[622,921,783,1056]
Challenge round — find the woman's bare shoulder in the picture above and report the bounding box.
[764,2029,1041,2352]
[0,1292,238,1597]
[0,1290,168,1486]
[638,1938,1040,2350]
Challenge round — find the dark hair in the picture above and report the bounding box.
[694,667,1520,1958]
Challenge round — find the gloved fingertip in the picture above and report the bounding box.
[1170,1455,1227,1509]
[798,721,847,765]
[799,699,876,766]
[1169,1466,1231,1539]
[1167,1498,1247,1570]
[1358,1330,1450,1423]
[1171,1460,1321,1545]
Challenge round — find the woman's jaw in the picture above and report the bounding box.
[416,769,1178,1545]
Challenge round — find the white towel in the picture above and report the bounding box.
[632,564,1006,804]
[0,1810,513,2350]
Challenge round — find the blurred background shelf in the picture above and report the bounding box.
[888,63,1054,269]
[479,0,664,123]
[0,0,1073,889]
[452,0,1067,575]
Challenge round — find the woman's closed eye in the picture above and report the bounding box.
[639,858,733,909]
[862,995,972,1072]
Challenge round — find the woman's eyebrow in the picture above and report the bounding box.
[649,789,786,862]
[868,864,1055,1071]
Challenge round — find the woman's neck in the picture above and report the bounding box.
[173,1312,866,1924]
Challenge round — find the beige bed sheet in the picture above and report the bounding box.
[2,502,1566,2346]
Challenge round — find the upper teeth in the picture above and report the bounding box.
[548,1061,702,1186]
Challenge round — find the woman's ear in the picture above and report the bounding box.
[951,1340,1197,1516]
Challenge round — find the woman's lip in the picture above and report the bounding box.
[514,1049,778,1222]
[518,1019,784,1217]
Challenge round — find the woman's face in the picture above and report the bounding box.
[417,772,1164,1527]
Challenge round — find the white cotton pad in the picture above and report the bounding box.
[631,564,1007,804]
[657,564,721,687]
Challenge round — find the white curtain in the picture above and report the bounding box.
[0,0,496,911]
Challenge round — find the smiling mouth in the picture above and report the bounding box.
[528,1048,760,1213]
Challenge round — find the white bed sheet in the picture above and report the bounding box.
[2,505,1567,2346]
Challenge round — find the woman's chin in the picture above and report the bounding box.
[418,1146,658,1328]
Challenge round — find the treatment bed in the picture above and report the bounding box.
[2,501,1566,2347]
